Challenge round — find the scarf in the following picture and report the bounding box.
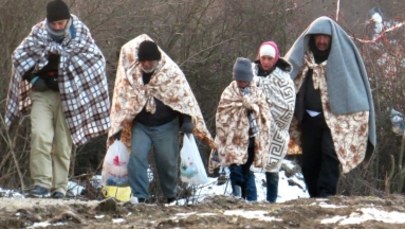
[46,17,73,43]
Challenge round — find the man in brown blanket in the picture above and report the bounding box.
[108,34,215,204]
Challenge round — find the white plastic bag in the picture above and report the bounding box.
[101,140,130,186]
[180,134,209,185]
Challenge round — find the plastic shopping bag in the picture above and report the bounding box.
[180,134,209,185]
[101,140,130,186]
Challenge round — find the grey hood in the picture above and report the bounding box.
[285,16,376,148]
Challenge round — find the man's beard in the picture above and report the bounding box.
[309,36,330,63]
[141,65,157,73]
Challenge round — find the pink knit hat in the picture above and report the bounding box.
[258,41,279,62]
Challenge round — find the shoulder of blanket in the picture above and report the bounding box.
[28,19,47,37]
[228,80,238,89]
[272,67,294,83]
[257,67,294,89]
[276,57,293,73]
[221,81,238,97]
[71,15,92,37]
[162,56,185,77]
[155,50,186,82]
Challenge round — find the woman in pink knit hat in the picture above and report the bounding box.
[252,41,296,203]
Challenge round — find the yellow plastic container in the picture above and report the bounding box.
[102,185,132,202]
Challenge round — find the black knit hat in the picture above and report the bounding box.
[138,40,162,61]
[47,0,70,22]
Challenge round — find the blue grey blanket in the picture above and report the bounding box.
[285,16,376,147]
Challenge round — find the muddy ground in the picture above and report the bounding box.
[1,195,405,228]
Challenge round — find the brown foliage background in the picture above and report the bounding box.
[0,0,404,196]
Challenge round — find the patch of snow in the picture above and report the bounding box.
[197,212,217,216]
[112,218,125,224]
[175,212,197,217]
[281,160,296,171]
[67,181,85,196]
[173,210,281,222]
[27,222,66,228]
[0,187,24,198]
[191,160,309,203]
[318,201,346,209]
[27,222,51,228]
[321,207,405,225]
[277,170,309,202]
[90,175,104,189]
[224,209,282,222]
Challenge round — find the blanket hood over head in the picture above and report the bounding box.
[285,16,376,148]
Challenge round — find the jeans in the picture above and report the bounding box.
[128,118,179,199]
[229,139,257,201]
[231,183,242,197]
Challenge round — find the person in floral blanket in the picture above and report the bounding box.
[214,57,271,201]
[285,16,376,198]
[108,34,215,204]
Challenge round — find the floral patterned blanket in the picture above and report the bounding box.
[289,52,369,173]
[210,81,271,171]
[108,34,215,150]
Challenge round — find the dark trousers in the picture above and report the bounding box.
[229,139,257,201]
[265,172,279,203]
[301,113,340,198]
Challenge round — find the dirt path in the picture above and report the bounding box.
[1,195,405,228]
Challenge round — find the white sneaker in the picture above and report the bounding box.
[130,196,147,204]
[130,197,139,204]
